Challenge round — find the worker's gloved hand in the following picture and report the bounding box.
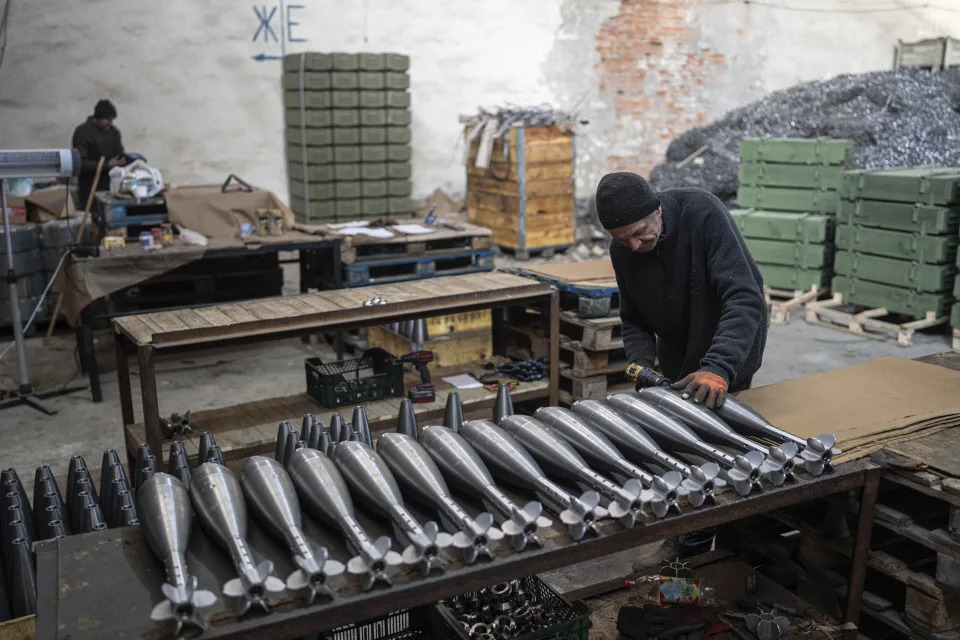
[672,371,728,409]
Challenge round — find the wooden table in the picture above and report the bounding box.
[112,272,559,462]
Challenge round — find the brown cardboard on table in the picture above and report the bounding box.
[164,184,294,238]
[521,259,616,285]
[26,187,76,222]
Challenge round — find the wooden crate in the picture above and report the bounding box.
[425,310,491,335]
[466,125,575,256]
[367,325,492,367]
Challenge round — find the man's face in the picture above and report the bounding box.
[94,118,113,129]
[610,206,663,253]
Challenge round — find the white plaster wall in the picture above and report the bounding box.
[0,0,958,203]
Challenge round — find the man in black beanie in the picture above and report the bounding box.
[72,99,126,206]
[597,172,767,409]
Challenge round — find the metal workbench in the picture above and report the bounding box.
[34,458,880,639]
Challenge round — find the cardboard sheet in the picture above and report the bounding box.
[520,259,616,284]
[164,184,294,238]
[737,357,960,463]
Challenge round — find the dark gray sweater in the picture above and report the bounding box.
[611,188,768,391]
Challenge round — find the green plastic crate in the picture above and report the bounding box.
[737,186,840,214]
[834,251,956,292]
[285,127,333,147]
[336,199,362,217]
[333,128,360,145]
[387,180,412,197]
[387,145,412,163]
[331,109,360,127]
[387,162,412,179]
[835,224,957,264]
[289,180,335,201]
[757,264,831,291]
[286,145,334,165]
[387,109,411,126]
[362,181,388,198]
[745,239,833,269]
[331,91,359,108]
[832,276,953,318]
[952,302,960,329]
[334,147,362,163]
[332,53,358,70]
[739,137,854,166]
[287,163,335,182]
[837,198,960,234]
[283,90,331,109]
[739,163,845,190]
[385,72,410,90]
[360,128,387,145]
[285,109,332,128]
[385,91,410,108]
[385,53,410,72]
[362,198,389,216]
[841,167,960,205]
[360,109,388,127]
[282,71,331,90]
[336,182,363,199]
[389,197,413,214]
[362,163,388,180]
[358,53,386,71]
[359,91,387,108]
[359,71,386,90]
[730,210,833,243]
[362,145,389,163]
[386,127,412,144]
[290,196,336,222]
[283,53,332,72]
[331,71,359,90]
[334,164,361,181]
[305,348,403,409]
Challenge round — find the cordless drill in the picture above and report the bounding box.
[400,350,436,403]
[624,363,671,390]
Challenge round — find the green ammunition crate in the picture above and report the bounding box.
[290,196,337,221]
[387,109,411,126]
[737,186,840,214]
[334,164,361,181]
[333,128,360,145]
[283,53,333,72]
[835,225,957,264]
[385,53,410,71]
[745,239,833,269]
[359,91,386,108]
[334,147,362,164]
[362,181,388,198]
[387,162,412,179]
[332,109,360,127]
[361,164,387,180]
[331,91,359,108]
[388,180,412,197]
[336,182,363,199]
[360,128,387,145]
[283,72,331,91]
[841,167,960,205]
[359,53,385,71]
[952,303,960,328]
[362,145,388,163]
[336,199,363,218]
[359,72,385,90]
[389,197,414,214]
[285,128,333,147]
[739,163,844,190]
[386,127,412,144]
[387,145,412,163]
[286,109,332,128]
[331,72,359,90]
[287,145,334,165]
[385,72,410,90]
[757,264,831,291]
[385,91,410,108]
[834,252,956,292]
[730,210,834,243]
[832,276,953,318]
[287,163,335,182]
[363,198,389,215]
[739,138,854,166]
[284,90,331,109]
[332,53,358,70]
[360,109,388,127]
[289,180,335,201]
[837,199,959,234]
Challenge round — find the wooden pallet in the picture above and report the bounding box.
[805,293,949,347]
[341,249,494,286]
[764,284,825,325]
[496,243,572,261]
[560,337,627,376]
[558,366,631,403]
[514,261,619,318]
[560,310,622,351]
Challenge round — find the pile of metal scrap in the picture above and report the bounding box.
[463,104,577,169]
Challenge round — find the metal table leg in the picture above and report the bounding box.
[79,321,101,403]
[845,469,880,635]
[548,290,560,406]
[115,332,134,425]
[137,345,162,456]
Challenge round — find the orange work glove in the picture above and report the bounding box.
[671,371,728,409]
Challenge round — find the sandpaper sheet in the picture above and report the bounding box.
[737,356,960,463]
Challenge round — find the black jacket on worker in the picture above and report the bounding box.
[72,116,124,206]
[610,187,768,391]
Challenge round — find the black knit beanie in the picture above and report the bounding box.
[94,100,117,119]
[595,172,660,230]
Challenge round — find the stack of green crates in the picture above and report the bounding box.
[732,137,852,291]
[284,52,413,223]
[834,167,960,319]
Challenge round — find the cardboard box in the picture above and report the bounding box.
[4,196,27,225]
[26,187,76,222]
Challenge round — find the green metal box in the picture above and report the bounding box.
[361,163,387,180]
[387,145,412,163]
[336,199,362,217]
[290,196,336,221]
[284,90,331,109]
[745,239,833,269]
[333,128,360,145]
[388,180,412,197]
[363,198,389,216]
[334,147,362,164]
[331,109,360,127]
[360,109,388,127]
[285,128,333,147]
[332,53,358,70]
[283,72,331,91]
[387,162,412,179]
[385,91,410,108]
[385,72,410,90]
[331,91,359,108]
[286,109,332,128]
[836,198,960,234]
[287,163,335,182]
[739,163,844,190]
[834,251,956,292]
[336,182,363,199]
[386,109,411,126]
[389,197,413,214]
[386,127,411,144]
[730,210,833,243]
[358,53,385,71]
[289,180,335,201]
[835,225,957,264]
[952,302,960,328]
[757,264,831,291]
[739,138,854,166]
[358,72,385,90]
[359,91,387,108]
[841,167,960,205]
[362,145,388,163]
[283,53,332,72]
[334,164,361,181]
[360,128,387,145]
[737,186,840,214]
[331,72,359,90]
[286,145,334,165]
[362,181,388,198]
[384,53,410,72]
[832,276,953,318]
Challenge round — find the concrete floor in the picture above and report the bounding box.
[0,307,950,493]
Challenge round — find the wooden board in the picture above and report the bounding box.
[884,428,960,479]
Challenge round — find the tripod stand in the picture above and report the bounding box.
[1,178,85,415]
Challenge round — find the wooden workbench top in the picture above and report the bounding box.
[112,272,549,348]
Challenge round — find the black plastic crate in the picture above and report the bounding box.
[321,608,431,640]
[429,575,591,640]
[305,347,404,408]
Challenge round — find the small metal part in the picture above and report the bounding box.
[362,296,387,306]
[469,623,490,636]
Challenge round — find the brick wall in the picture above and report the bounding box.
[596,0,726,177]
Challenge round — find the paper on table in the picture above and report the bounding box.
[329,220,370,229]
[393,224,435,235]
[442,374,483,390]
[338,227,394,238]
